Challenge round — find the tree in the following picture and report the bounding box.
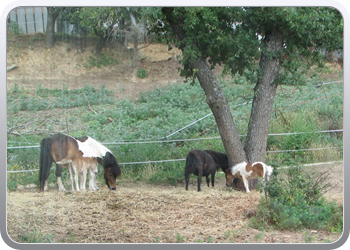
[159,8,251,168]
[45,7,63,48]
[74,7,120,55]
[151,7,342,191]
[243,7,343,163]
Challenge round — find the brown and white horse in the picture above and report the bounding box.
[39,133,121,191]
[225,161,273,193]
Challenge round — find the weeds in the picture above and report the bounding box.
[137,68,148,79]
[7,79,343,189]
[251,166,343,232]
[84,52,119,68]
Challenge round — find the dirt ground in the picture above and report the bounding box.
[6,37,344,245]
[6,163,343,244]
[6,38,185,100]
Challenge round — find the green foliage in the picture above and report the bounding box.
[137,68,148,78]
[19,230,55,243]
[149,7,342,83]
[84,53,119,68]
[251,167,343,231]
[146,163,183,186]
[7,77,342,189]
[7,21,23,35]
[176,234,185,242]
[7,84,114,113]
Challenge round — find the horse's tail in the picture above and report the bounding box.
[264,164,274,180]
[184,151,197,174]
[39,137,53,191]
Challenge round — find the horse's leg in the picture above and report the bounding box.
[73,163,80,192]
[205,175,210,187]
[184,171,190,190]
[56,164,67,192]
[89,169,98,191]
[68,162,76,191]
[43,180,48,191]
[197,168,203,192]
[80,168,87,191]
[242,176,250,193]
[211,172,215,187]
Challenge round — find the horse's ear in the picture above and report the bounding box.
[224,169,231,176]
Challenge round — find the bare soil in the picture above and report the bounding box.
[7,37,184,100]
[6,36,344,244]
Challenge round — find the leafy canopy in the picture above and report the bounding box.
[148,7,343,83]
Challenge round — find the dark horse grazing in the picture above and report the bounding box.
[204,150,229,173]
[39,133,121,191]
[184,149,216,191]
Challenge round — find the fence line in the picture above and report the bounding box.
[164,101,253,139]
[7,146,342,173]
[6,129,343,149]
[7,156,343,174]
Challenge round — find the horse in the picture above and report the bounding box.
[73,154,99,191]
[184,149,216,191]
[75,136,121,190]
[203,150,229,173]
[224,161,273,193]
[39,134,97,191]
[39,133,121,191]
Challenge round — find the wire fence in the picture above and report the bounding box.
[7,129,343,173]
[6,80,343,173]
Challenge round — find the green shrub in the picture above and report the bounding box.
[84,52,119,68]
[252,166,343,231]
[137,68,148,79]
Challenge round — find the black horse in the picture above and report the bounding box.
[204,150,229,173]
[184,149,216,191]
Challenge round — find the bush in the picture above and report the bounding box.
[252,166,343,231]
[84,53,119,68]
[137,68,148,79]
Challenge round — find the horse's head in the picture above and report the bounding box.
[104,162,122,191]
[104,167,117,190]
[225,169,234,187]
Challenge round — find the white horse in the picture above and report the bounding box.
[225,161,273,193]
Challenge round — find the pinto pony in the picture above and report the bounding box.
[75,136,121,190]
[39,133,121,191]
[225,161,273,193]
[184,149,216,191]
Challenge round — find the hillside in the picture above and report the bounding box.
[6,36,184,100]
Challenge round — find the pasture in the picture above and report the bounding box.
[6,35,343,244]
[6,163,343,244]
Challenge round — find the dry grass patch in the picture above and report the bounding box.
[7,176,342,244]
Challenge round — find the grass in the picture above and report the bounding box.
[6,73,343,190]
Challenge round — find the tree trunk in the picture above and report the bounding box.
[233,28,284,191]
[192,57,247,166]
[45,7,59,49]
[161,8,246,167]
[245,28,284,162]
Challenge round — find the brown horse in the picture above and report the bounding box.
[225,161,274,193]
[39,133,121,191]
[184,149,216,191]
